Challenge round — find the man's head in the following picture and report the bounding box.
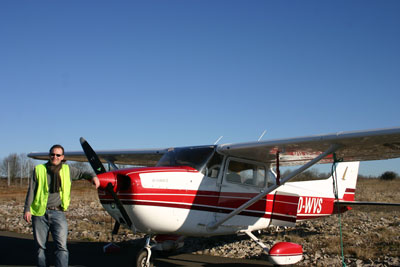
[49,144,65,166]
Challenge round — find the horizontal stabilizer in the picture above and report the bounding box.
[335,200,400,207]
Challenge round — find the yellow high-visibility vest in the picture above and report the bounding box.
[30,164,71,216]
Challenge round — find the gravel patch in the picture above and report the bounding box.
[2,198,399,266]
[2,178,399,266]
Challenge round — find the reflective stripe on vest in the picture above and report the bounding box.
[30,164,71,216]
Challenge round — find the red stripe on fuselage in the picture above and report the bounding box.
[98,167,352,222]
[100,187,300,222]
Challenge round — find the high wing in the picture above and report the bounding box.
[28,148,169,166]
[217,127,400,166]
[28,127,400,167]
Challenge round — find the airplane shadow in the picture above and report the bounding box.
[0,232,271,267]
[174,228,318,262]
[0,233,136,267]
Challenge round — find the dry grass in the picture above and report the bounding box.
[356,178,400,202]
[1,177,399,262]
[351,178,400,259]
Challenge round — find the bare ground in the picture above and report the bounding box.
[1,178,399,266]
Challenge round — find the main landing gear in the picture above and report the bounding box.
[244,230,303,265]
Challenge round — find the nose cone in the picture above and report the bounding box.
[97,172,117,190]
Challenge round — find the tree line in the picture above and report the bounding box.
[0,153,34,180]
[281,168,398,181]
[0,153,92,184]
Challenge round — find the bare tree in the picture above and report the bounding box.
[69,161,92,173]
[18,154,35,178]
[0,153,19,180]
[0,153,35,185]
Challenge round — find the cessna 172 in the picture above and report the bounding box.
[28,127,400,266]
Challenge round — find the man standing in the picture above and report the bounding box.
[23,144,100,267]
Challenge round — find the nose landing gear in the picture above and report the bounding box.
[134,234,185,267]
[136,236,153,267]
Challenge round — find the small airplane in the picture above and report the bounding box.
[28,127,400,266]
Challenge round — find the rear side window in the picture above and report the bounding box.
[225,159,266,187]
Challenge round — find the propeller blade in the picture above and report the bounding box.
[80,137,107,175]
[80,137,133,229]
[106,183,133,228]
[112,221,120,235]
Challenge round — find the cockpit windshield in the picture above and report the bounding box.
[156,146,215,171]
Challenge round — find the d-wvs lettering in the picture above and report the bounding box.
[297,197,323,214]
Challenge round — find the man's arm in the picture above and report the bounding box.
[69,165,99,189]
[91,176,100,189]
[23,169,36,223]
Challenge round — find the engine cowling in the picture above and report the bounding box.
[97,172,117,190]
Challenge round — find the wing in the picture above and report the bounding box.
[28,127,400,167]
[216,127,400,166]
[28,148,168,166]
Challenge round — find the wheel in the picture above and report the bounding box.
[135,248,154,267]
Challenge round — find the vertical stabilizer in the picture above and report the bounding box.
[332,161,359,201]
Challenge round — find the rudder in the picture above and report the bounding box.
[331,161,359,201]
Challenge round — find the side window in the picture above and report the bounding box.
[225,159,266,187]
[204,152,224,178]
[267,169,277,188]
[256,168,266,187]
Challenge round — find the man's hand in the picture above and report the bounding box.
[92,176,100,189]
[24,211,32,223]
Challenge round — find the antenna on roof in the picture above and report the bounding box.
[258,130,267,141]
[214,136,223,145]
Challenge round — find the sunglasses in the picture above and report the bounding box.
[50,153,63,157]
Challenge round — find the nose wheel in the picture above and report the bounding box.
[135,236,154,267]
[136,249,153,267]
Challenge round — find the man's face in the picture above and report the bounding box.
[49,147,64,166]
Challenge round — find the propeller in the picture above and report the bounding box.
[79,137,106,175]
[80,137,133,229]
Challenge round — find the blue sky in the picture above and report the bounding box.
[1,0,399,176]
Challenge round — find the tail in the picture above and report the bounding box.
[277,161,360,222]
[284,161,360,199]
[332,161,359,201]
[334,162,400,208]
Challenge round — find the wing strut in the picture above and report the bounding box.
[276,151,280,185]
[206,144,341,232]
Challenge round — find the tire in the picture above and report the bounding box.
[135,248,154,267]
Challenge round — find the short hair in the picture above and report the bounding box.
[49,144,65,155]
